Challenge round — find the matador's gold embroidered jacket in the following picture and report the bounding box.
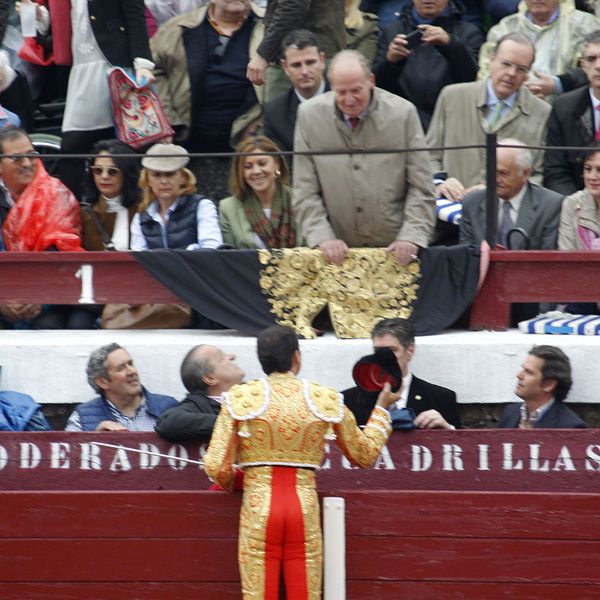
[204,372,392,491]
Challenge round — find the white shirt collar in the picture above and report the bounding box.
[294,79,326,104]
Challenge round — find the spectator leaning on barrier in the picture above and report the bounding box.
[427,32,551,203]
[262,29,328,155]
[543,29,600,196]
[477,0,599,102]
[498,345,585,428]
[373,0,483,131]
[344,317,461,429]
[155,344,245,442]
[293,49,435,267]
[65,343,178,432]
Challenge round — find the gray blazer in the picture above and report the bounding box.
[459,182,563,249]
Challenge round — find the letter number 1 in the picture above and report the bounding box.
[76,264,95,304]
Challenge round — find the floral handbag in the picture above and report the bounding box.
[107,67,173,151]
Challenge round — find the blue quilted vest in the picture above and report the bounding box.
[76,388,177,431]
[139,195,203,249]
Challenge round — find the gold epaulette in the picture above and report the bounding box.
[305,382,344,424]
[224,380,269,421]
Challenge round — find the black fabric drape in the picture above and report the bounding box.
[410,244,480,335]
[133,245,480,337]
[134,249,276,335]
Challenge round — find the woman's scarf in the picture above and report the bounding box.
[242,184,299,248]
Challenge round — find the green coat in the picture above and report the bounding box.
[219,190,304,249]
[345,13,379,67]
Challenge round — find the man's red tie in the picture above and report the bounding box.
[349,117,360,130]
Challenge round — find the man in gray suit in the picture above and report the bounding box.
[460,139,563,324]
[460,139,563,249]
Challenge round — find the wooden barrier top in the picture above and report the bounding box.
[1,429,598,493]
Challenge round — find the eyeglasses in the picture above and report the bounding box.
[4,151,40,164]
[497,59,529,75]
[90,166,121,177]
[212,35,230,64]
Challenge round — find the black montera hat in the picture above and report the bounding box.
[352,347,402,393]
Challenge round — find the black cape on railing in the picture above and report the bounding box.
[133,245,480,337]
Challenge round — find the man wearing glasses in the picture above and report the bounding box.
[426,32,551,204]
[0,126,82,328]
[544,29,600,196]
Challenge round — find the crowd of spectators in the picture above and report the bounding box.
[1,0,600,330]
[2,320,587,432]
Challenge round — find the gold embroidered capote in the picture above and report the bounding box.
[204,372,392,492]
[257,248,420,339]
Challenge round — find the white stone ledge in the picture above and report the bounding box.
[0,329,598,406]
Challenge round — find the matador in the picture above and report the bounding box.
[204,325,398,599]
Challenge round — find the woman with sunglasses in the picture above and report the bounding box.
[220,136,302,249]
[131,143,222,250]
[80,139,141,251]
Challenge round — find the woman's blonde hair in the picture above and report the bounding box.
[137,167,197,212]
[345,0,364,30]
[228,136,289,199]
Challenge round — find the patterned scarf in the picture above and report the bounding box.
[243,184,299,248]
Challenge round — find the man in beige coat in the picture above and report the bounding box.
[426,32,551,203]
[292,50,435,266]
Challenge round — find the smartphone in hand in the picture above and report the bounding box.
[404,29,423,50]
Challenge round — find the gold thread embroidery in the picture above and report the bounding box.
[258,248,420,339]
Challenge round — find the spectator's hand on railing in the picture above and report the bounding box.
[387,240,418,266]
[526,71,556,98]
[386,35,412,63]
[96,420,128,432]
[414,409,454,430]
[435,177,465,202]
[247,55,268,85]
[464,183,486,195]
[319,239,348,266]
[0,303,41,322]
[418,24,450,46]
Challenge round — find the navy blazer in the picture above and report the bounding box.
[262,83,329,153]
[262,87,300,153]
[543,85,594,197]
[498,401,586,429]
[87,0,152,67]
[343,375,461,429]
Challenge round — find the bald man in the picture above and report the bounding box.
[155,345,245,442]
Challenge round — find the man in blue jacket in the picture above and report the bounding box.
[65,343,177,432]
[499,345,586,429]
